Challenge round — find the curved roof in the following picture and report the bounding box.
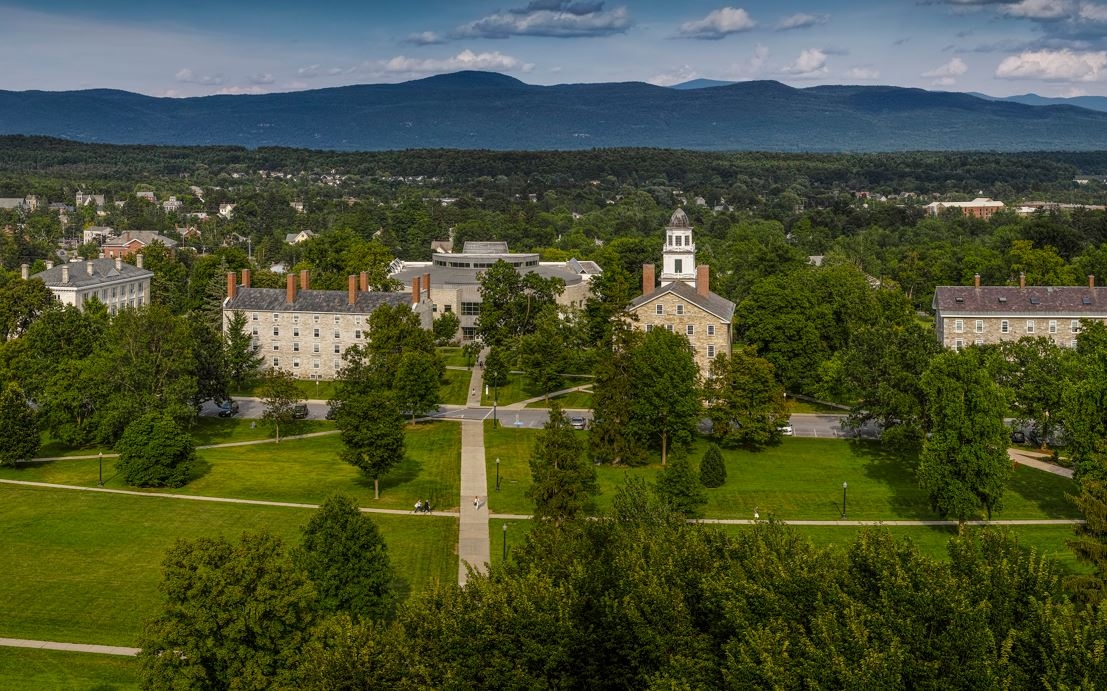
[668,208,690,228]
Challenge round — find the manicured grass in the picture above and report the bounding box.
[524,389,593,409]
[481,372,534,407]
[231,379,337,401]
[0,648,139,690]
[489,518,532,569]
[1,422,462,511]
[439,347,473,369]
[0,485,457,647]
[35,432,110,460]
[439,368,471,406]
[189,416,335,447]
[787,399,849,414]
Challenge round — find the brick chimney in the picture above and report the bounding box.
[227,272,237,300]
[20,264,28,280]
[348,275,357,305]
[423,272,432,301]
[300,269,309,290]
[86,260,94,276]
[45,261,54,270]
[359,271,368,292]
[642,264,655,296]
[286,274,297,304]
[697,264,710,298]
[115,256,122,271]
[974,273,981,288]
[61,264,69,284]
[1019,272,1026,288]
[412,275,421,304]
[135,253,144,269]
[241,268,251,287]
[1090,274,1096,289]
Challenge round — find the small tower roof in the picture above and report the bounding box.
[669,208,690,228]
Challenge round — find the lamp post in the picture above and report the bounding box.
[842,482,848,519]
[98,451,103,487]
[502,523,507,562]
[496,457,501,492]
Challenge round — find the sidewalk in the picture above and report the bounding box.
[457,350,491,585]
[0,637,138,656]
[1009,448,1073,478]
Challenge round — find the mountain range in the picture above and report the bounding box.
[3,71,1107,152]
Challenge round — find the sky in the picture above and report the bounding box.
[4,0,1107,98]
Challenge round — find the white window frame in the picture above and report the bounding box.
[707,344,716,358]
[1049,320,1058,334]
[954,319,964,333]
[655,304,663,315]
[676,304,684,316]
[707,324,715,336]
[686,324,694,335]
[1026,320,1035,334]
[1001,320,1009,334]
[975,320,983,333]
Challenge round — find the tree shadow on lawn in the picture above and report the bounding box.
[1001,463,1080,519]
[365,455,456,507]
[188,456,213,484]
[847,440,935,521]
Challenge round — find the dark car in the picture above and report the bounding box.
[292,403,309,420]
[216,399,239,418]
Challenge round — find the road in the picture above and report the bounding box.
[202,398,852,438]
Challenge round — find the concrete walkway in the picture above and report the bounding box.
[458,351,491,585]
[0,637,139,656]
[1010,448,1073,478]
[27,430,341,462]
[489,511,1083,527]
[502,384,593,411]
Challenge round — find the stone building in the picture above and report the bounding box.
[932,273,1107,349]
[628,209,735,376]
[390,242,600,341]
[222,269,433,379]
[924,197,1005,219]
[30,255,152,315]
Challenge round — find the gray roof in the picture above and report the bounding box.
[462,241,509,254]
[105,230,178,248]
[933,285,1107,315]
[0,198,24,209]
[224,287,411,314]
[567,258,602,275]
[629,280,736,323]
[32,259,151,288]
[392,262,583,287]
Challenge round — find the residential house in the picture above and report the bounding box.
[285,229,315,244]
[82,226,115,244]
[924,197,1005,219]
[29,255,152,315]
[219,203,236,219]
[76,191,106,208]
[162,196,183,213]
[101,230,178,258]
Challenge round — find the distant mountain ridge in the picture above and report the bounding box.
[970,91,1107,114]
[3,71,1107,151]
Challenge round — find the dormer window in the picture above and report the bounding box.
[955,297,964,303]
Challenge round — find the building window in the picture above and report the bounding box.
[686,324,694,335]
[334,344,341,354]
[272,313,279,321]
[443,305,452,313]
[674,259,683,274]
[334,359,341,370]
[272,342,279,351]
[1001,320,1009,334]
[313,314,320,323]
[1049,320,1058,334]
[354,329,362,339]
[293,342,300,352]
[1072,320,1081,333]
[707,324,716,336]
[975,339,984,345]
[460,302,480,316]
[292,358,300,368]
[676,304,685,315]
[954,319,964,333]
[707,344,716,358]
[334,315,340,324]
[954,338,964,350]
[666,324,674,332]
[293,328,300,337]
[313,343,320,353]
[272,327,279,336]
[313,359,320,369]
[334,329,340,339]
[251,327,258,336]
[975,320,983,333]
[251,313,258,321]
[313,328,320,338]
[462,326,477,339]
[355,316,362,325]
[1027,320,1035,334]
[293,315,299,324]
[272,357,279,367]
[655,304,663,315]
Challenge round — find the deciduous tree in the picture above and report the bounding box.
[115,412,195,487]
[259,368,303,443]
[336,389,405,499]
[704,347,788,449]
[0,382,38,466]
[629,327,701,465]
[527,402,597,522]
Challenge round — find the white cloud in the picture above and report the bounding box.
[174,68,225,86]
[453,2,630,38]
[248,73,275,85]
[648,65,700,86]
[846,66,880,80]
[213,85,268,95]
[996,48,1107,80]
[376,50,535,77]
[776,13,829,30]
[677,7,756,39]
[296,64,321,78]
[406,31,445,45]
[1003,0,1073,19]
[780,48,828,76]
[1078,2,1107,21]
[922,57,968,85]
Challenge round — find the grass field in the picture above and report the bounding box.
[0,485,457,647]
[439,368,471,406]
[439,347,473,369]
[2,422,462,511]
[231,379,337,401]
[189,417,335,447]
[787,399,850,414]
[0,647,139,690]
[524,389,593,409]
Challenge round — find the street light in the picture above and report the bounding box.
[842,481,848,519]
[98,451,103,487]
[502,523,508,562]
[496,457,501,492]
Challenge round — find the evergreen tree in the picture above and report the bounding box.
[655,451,707,518]
[1067,471,1107,604]
[589,324,646,466]
[527,402,598,522]
[115,412,195,487]
[224,309,262,389]
[699,443,727,488]
[0,382,38,466]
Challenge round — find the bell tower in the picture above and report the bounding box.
[660,208,696,287]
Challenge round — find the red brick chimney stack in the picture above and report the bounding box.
[286,274,296,304]
[642,264,655,296]
[697,265,710,297]
[412,275,421,304]
[300,269,309,290]
[242,268,251,288]
[1019,272,1026,289]
[227,272,237,300]
[423,272,432,301]
[974,273,981,288]
[348,275,357,305]
[359,271,368,292]
[1090,274,1096,289]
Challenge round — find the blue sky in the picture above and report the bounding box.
[4,1,1107,97]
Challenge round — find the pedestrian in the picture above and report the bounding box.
[415,500,422,513]
[422,499,430,513]
[474,495,480,509]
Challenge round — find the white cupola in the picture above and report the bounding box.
[660,208,697,286]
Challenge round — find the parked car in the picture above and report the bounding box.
[777,424,794,436]
[570,416,587,430]
[216,399,239,418]
[292,403,309,419]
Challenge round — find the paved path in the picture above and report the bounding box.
[489,512,1083,526]
[502,384,593,411]
[0,637,139,656]
[1010,448,1073,478]
[27,430,341,462]
[458,351,491,585]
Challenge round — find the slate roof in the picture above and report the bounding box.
[391,263,583,287]
[567,258,603,275]
[933,285,1107,316]
[32,259,151,288]
[629,281,736,323]
[224,287,411,314]
[103,230,178,249]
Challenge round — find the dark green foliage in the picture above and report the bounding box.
[0,277,53,342]
[394,350,442,422]
[258,368,304,443]
[476,259,564,347]
[431,311,460,344]
[704,347,788,449]
[224,310,262,389]
[0,382,38,466]
[138,532,316,690]
[519,306,567,398]
[628,327,701,465]
[295,494,398,621]
[655,451,707,518]
[335,389,405,499]
[589,324,647,466]
[527,402,598,522]
[483,345,510,392]
[699,444,726,488]
[1067,476,1107,604]
[115,412,195,488]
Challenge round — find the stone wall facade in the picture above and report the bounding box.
[937,314,1105,349]
[632,293,732,376]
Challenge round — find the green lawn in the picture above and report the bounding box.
[481,372,533,407]
[231,379,337,401]
[524,389,593,409]
[0,485,456,647]
[787,399,849,414]
[2,422,462,511]
[483,428,1079,523]
[439,347,473,369]
[189,416,335,447]
[0,648,139,690]
[439,368,471,406]
[35,432,110,460]
[489,518,532,568]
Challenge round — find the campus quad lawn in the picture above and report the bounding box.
[523,389,593,409]
[439,368,471,406]
[483,427,1079,522]
[189,417,335,447]
[0,648,139,690]
[438,347,473,369]
[0,485,457,647]
[0,421,462,511]
[231,379,338,401]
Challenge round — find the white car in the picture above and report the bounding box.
[778,424,794,436]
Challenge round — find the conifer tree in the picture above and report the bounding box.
[699,443,727,488]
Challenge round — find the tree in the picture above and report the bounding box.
[115,412,195,488]
[476,260,564,347]
[259,368,303,443]
[704,347,788,449]
[1066,475,1107,604]
[462,340,482,369]
[589,324,647,466]
[629,327,701,465]
[998,337,1073,449]
[918,349,1012,526]
[483,345,510,399]
[527,402,597,522]
[0,276,53,342]
[699,443,726,488]
[295,493,398,621]
[519,306,567,399]
[138,532,316,690]
[393,350,442,423]
[224,310,262,389]
[655,451,707,518]
[0,382,38,466]
[432,311,460,345]
[336,389,405,499]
